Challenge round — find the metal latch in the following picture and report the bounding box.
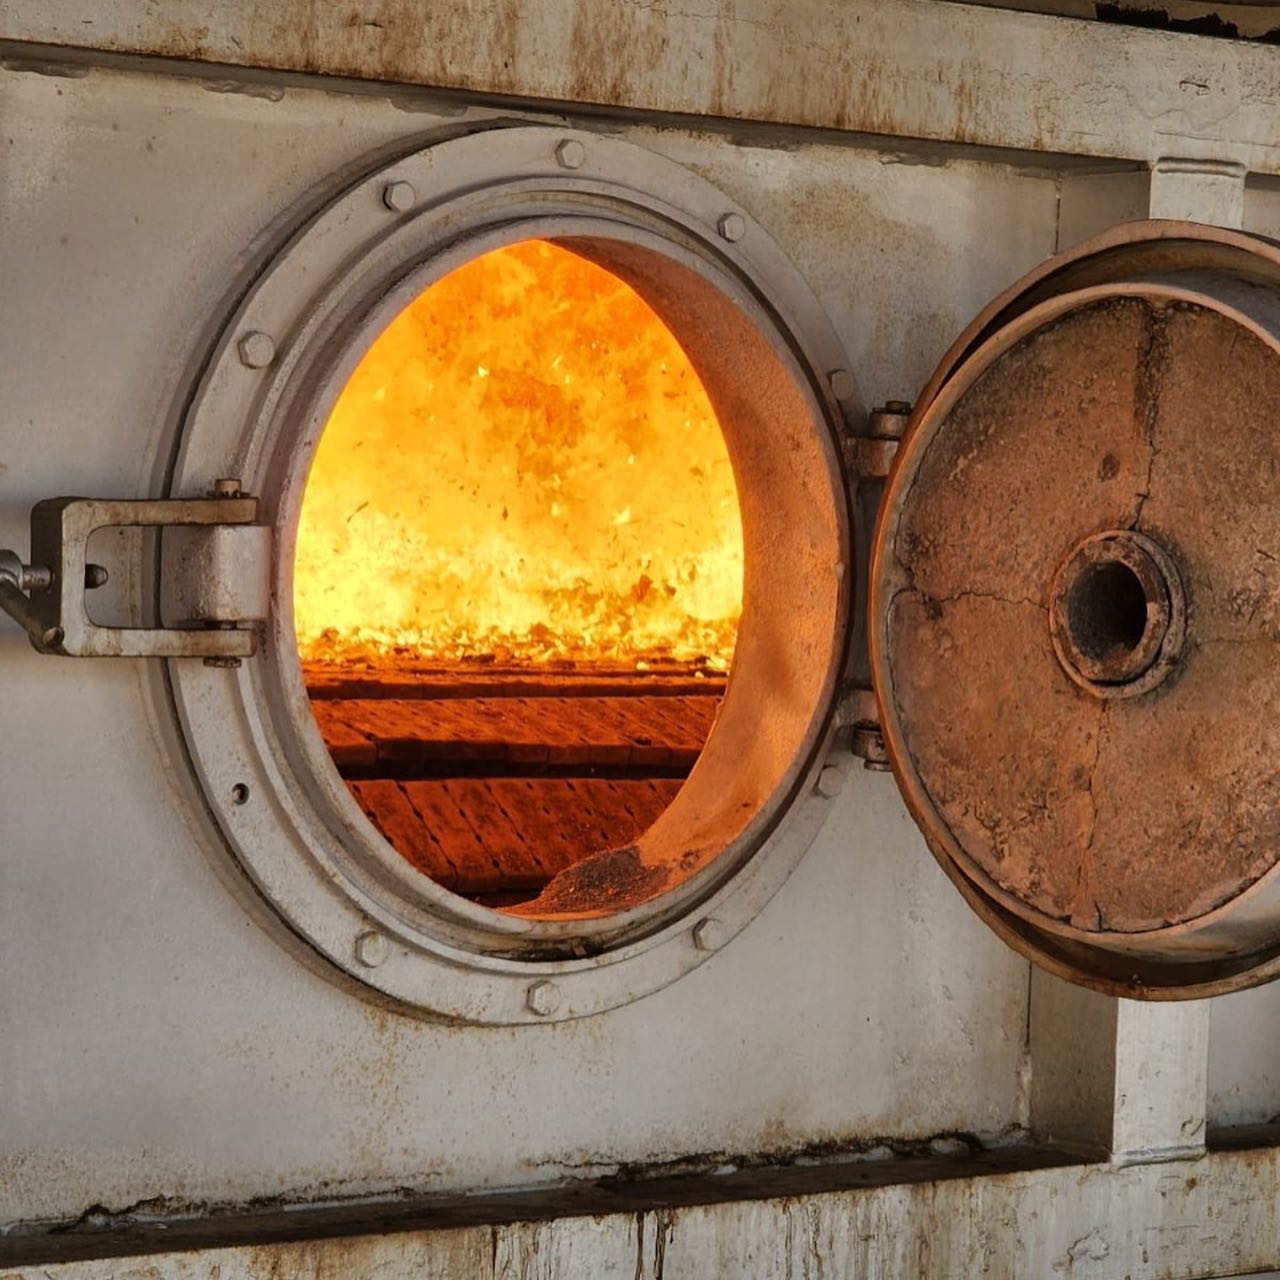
[0,486,269,658]
[842,400,911,771]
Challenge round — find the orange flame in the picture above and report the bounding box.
[295,240,743,667]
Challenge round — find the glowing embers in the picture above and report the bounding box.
[296,240,742,666]
[296,240,744,916]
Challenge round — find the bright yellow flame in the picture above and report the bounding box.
[295,240,744,667]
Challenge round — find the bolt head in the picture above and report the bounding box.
[850,727,890,772]
[354,930,389,968]
[869,403,911,441]
[815,763,847,799]
[526,980,562,1017]
[382,180,417,213]
[555,139,586,170]
[692,917,727,952]
[828,369,857,402]
[717,212,746,242]
[237,331,275,370]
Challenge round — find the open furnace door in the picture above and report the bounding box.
[868,220,1280,1000]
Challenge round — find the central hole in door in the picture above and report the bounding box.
[295,240,744,915]
[1066,559,1149,661]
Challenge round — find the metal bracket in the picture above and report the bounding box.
[0,490,268,658]
[843,400,910,480]
[839,684,891,772]
[843,401,910,771]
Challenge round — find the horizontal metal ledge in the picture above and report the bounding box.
[0,1141,1084,1270]
[4,1129,1280,1276]
[4,1,1280,174]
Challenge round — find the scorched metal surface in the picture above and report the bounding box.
[872,222,1280,997]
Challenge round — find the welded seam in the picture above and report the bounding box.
[1075,701,1110,932]
[1130,306,1169,531]
[924,587,1045,611]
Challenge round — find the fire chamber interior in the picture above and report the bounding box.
[295,240,747,915]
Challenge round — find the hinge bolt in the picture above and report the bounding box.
[829,369,858,402]
[1,552,52,593]
[815,764,847,798]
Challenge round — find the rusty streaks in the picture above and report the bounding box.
[13,0,1280,171]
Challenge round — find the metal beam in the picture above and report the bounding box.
[4,1,1280,173]
[3,1142,1279,1278]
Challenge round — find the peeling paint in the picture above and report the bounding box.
[4,1144,1280,1278]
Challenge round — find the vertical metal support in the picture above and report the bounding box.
[844,403,909,772]
[1149,157,1248,229]
[1110,1000,1209,1163]
[1029,165,1248,1162]
[1029,972,1208,1163]
[1028,970,1118,1157]
[1106,156,1246,1156]
[1056,170,1148,253]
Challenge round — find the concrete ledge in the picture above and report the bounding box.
[1,1136,1277,1278]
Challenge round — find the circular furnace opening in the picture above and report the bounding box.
[296,240,746,917]
[172,126,854,1017]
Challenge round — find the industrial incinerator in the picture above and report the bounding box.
[5,2,1280,1277]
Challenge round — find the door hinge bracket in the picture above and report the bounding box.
[840,400,910,771]
[0,488,269,659]
[839,684,892,772]
[842,400,911,480]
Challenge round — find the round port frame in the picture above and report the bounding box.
[168,126,857,1024]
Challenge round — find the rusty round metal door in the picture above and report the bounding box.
[871,221,1280,999]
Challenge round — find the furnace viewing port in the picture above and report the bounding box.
[20,131,1280,1015]
[295,240,745,915]
[168,128,852,1020]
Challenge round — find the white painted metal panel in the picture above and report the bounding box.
[5,7,1280,1271]
[0,61,1040,1227]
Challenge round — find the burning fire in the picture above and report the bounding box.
[295,240,743,667]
